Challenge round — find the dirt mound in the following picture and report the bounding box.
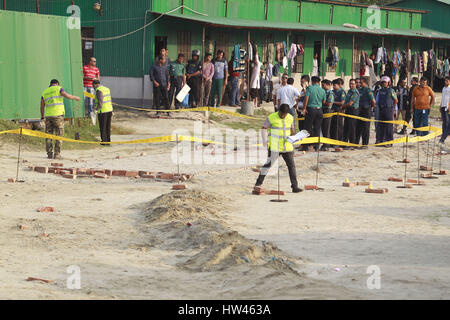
[141,190,298,273]
[144,189,226,223]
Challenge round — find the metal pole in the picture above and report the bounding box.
[142,10,151,108]
[417,138,420,184]
[403,135,408,186]
[323,33,326,79]
[176,134,180,177]
[16,127,23,181]
[277,157,280,202]
[36,0,39,14]
[315,136,320,186]
[425,126,431,167]
[3,0,6,10]
[430,135,437,171]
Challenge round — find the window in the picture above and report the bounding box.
[293,35,305,73]
[327,37,337,73]
[353,37,362,73]
[215,32,230,59]
[177,31,191,61]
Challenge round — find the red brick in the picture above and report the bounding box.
[172,184,187,190]
[18,224,28,230]
[356,182,371,186]
[420,166,432,171]
[91,169,105,175]
[36,207,55,213]
[439,170,447,175]
[76,168,89,175]
[37,233,49,238]
[305,185,319,190]
[26,277,52,283]
[59,170,71,175]
[268,190,286,196]
[51,163,63,167]
[252,187,265,195]
[334,148,343,152]
[115,155,120,159]
[401,159,411,163]
[365,188,387,194]
[34,166,48,174]
[62,174,77,180]
[159,173,174,180]
[139,171,151,177]
[112,170,127,176]
[125,171,139,177]
[343,182,356,187]
[252,168,261,173]
[404,184,413,189]
[421,173,433,178]
[94,173,109,179]
[407,179,418,183]
[388,177,404,182]
[7,178,16,183]
[141,174,156,179]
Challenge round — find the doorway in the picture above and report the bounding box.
[81,27,94,66]
[313,41,321,76]
[155,36,167,58]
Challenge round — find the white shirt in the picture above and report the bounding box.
[250,55,262,89]
[442,85,450,111]
[277,84,301,109]
[313,59,319,76]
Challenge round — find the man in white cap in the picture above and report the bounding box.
[375,76,398,147]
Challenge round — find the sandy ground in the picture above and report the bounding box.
[0,104,449,300]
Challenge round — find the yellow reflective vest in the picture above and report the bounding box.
[95,86,113,113]
[268,112,294,152]
[42,85,65,117]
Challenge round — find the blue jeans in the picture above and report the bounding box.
[84,86,95,114]
[230,77,240,106]
[414,109,430,136]
[289,107,298,133]
[440,107,449,142]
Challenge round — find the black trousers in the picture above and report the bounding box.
[356,107,372,146]
[321,107,332,147]
[168,77,183,109]
[376,107,394,143]
[187,76,201,107]
[330,106,343,144]
[304,107,323,150]
[343,107,358,144]
[98,111,112,144]
[298,109,305,132]
[255,150,298,189]
[153,85,169,111]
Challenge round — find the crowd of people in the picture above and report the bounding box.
[270,74,449,151]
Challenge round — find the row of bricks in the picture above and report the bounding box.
[28,165,192,181]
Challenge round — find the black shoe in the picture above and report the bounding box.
[292,187,303,193]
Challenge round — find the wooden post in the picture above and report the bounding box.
[287,31,290,76]
[3,0,6,10]
[36,0,39,13]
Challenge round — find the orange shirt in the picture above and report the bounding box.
[412,85,434,110]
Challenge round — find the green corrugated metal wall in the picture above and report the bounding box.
[0,10,83,120]
[267,0,299,22]
[388,0,450,34]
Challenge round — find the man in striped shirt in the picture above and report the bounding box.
[83,57,100,121]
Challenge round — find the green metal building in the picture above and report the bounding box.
[3,0,450,107]
[0,10,84,120]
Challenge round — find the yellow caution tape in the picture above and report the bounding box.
[1,125,441,149]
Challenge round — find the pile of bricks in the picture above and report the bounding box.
[28,164,193,183]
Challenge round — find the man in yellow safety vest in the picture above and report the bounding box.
[254,104,303,193]
[40,79,80,159]
[93,80,113,146]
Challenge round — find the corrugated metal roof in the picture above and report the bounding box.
[390,0,450,6]
[153,11,450,40]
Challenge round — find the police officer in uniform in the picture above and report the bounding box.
[342,79,360,149]
[40,79,80,159]
[186,49,202,108]
[254,104,303,193]
[93,80,113,146]
[356,77,376,148]
[376,76,398,147]
[330,78,346,144]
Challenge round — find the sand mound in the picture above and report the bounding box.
[141,190,298,273]
[144,189,225,223]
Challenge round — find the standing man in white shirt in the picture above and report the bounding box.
[439,76,450,145]
[272,74,288,112]
[277,77,301,132]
